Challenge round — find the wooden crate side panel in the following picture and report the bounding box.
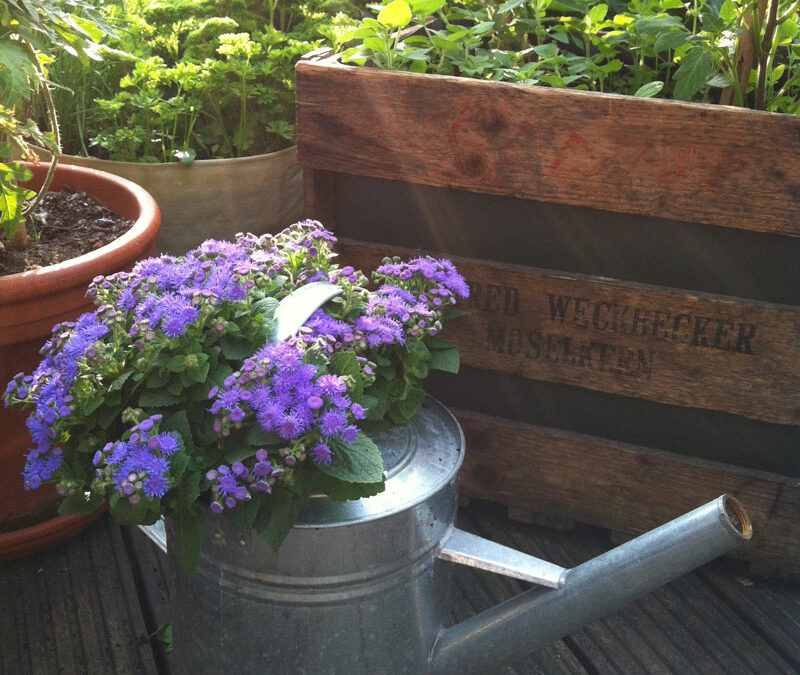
[338,238,800,426]
[454,408,800,577]
[296,55,800,239]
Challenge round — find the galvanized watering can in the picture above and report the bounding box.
[164,396,751,674]
[154,283,753,674]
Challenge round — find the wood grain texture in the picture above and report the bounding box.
[337,238,800,425]
[296,51,800,238]
[454,407,800,578]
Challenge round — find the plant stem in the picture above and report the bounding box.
[19,51,61,248]
[755,0,780,108]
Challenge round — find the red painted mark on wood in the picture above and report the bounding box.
[548,132,589,172]
[445,98,475,151]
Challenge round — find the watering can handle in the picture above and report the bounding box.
[437,527,567,588]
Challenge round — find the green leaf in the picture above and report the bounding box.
[634,81,664,97]
[320,433,385,484]
[673,47,713,101]
[397,384,425,420]
[497,0,526,13]
[110,494,161,526]
[246,425,283,448]
[146,370,170,388]
[533,43,559,60]
[427,341,460,373]
[167,355,186,372]
[82,395,105,416]
[378,0,412,29]
[254,489,306,553]
[330,351,360,377]
[138,390,184,408]
[309,471,385,502]
[220,335,256,360]
[175,506,207,575]
[58,489,104,516]
[653,30,690,53]
[586,4,608,25]
[230,496,260,531]
[0,41,37,106]
[151,624,174,653]
[364,36,388,54]
[634,16,685,35]
[719,0,738,22]
[108,370,134,392]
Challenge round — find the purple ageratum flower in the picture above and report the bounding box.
[143,474,169,498]
[217,474,237,496]
[152,432,181,455]
[311,442,332,465]
[320,409,347,438]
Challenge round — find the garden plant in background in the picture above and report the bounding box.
[0,0,118,250]
[343,0,800,112]
[4,221,469,573]
[44,0,366,164]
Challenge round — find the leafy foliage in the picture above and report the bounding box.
[342,0,800,111]
[42,0,370,162]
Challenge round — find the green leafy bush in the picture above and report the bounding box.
[46,0,368,163]
[342,0,800,111]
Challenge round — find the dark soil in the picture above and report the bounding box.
[0,188,134,277]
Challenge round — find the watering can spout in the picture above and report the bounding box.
[427,495,752,675]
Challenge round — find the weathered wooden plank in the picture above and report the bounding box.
[697,565,800,670]
[296,52,800,238]
[453,408,800,579]
[0,516,158,675]
[337,238,800,425]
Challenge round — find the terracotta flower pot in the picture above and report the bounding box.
[0,161,160,559]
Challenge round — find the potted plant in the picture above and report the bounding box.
[37,0,366,254]
[3,220,469,571]
[0,0,161,557]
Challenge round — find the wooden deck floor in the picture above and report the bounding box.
[2,499,799,674]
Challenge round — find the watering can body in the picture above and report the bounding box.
[168,397,463,674]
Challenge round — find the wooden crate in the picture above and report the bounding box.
[295,49,800,578]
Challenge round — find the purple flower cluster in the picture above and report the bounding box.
[209,341,366,457]
[92,415,181,504]
[4,219,470,535]
[205,449,285,513]
[5,312,110,490]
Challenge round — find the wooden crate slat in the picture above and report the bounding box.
[453,407,800,578]
[296,52,800,239]
[338,238,800,426]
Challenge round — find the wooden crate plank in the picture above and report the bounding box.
[453,408,800,578]
[337,238,800,425]
[296,52,800,239]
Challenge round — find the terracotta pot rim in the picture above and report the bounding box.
[1,161,161,303]
[0,504,108,562]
